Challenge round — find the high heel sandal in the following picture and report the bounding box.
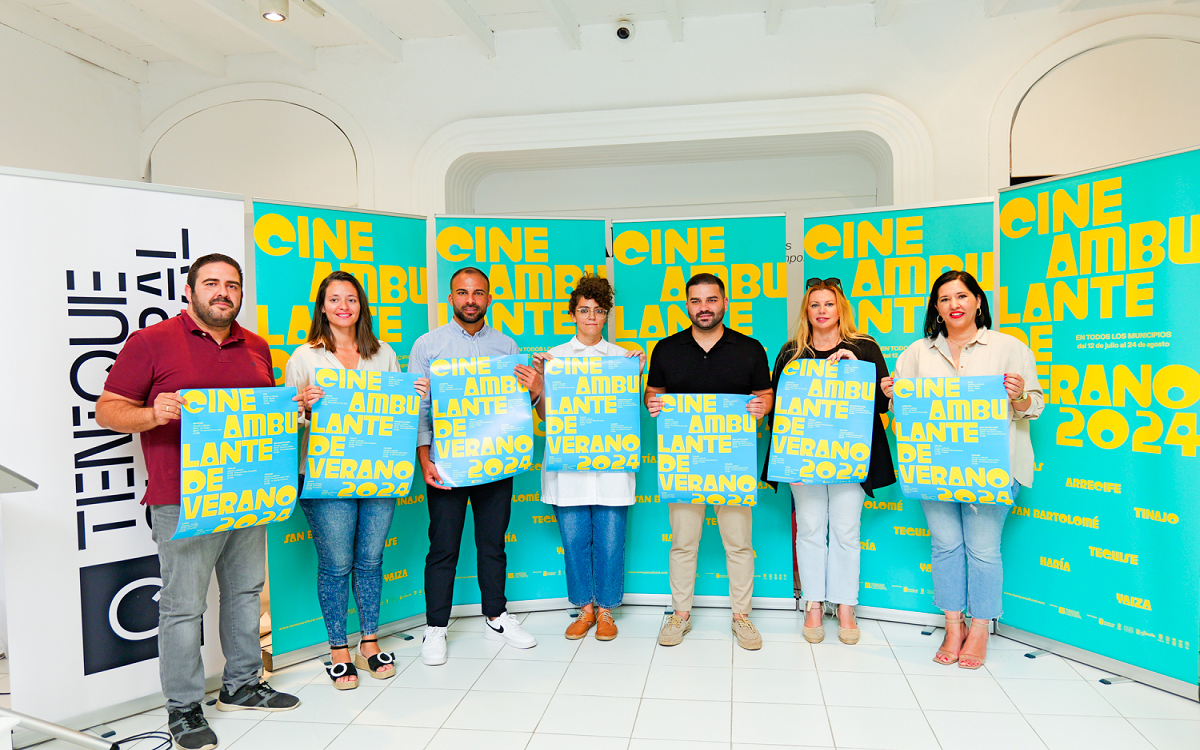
[836,604,860,645]
[354,637,396,679]
[958,618,991,670]
[326,645,358,690]
[933,614,967,665]
[802,600,825,644]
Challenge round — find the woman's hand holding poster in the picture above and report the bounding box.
[768,359,876,484]
[543,356,641,472]
[302,369,421,498]
[893,375,1012,504]
[657,393,758,506]
[430,354,534,487]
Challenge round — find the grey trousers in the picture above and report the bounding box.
[150,504,265,710]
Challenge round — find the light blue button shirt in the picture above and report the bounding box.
[408,318,520,447]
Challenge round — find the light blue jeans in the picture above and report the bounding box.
[556,504,628,610]
[791,482,865,605]
[920,484,1019,620]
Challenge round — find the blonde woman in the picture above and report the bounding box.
[764,278,894,645]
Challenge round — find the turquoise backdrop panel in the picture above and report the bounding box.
[612,215,793,602]
[998,148,1200,688]
[433,216,608,605]
[254,201,430,655]
[802,200,994,615]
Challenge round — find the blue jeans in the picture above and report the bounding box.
[299,496,395,645]
[920,484,1019,620]
[557,504,628,609]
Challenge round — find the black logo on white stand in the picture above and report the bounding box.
[79,555,161,675]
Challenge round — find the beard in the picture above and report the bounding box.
[690,308,725,331]
[453,303,486,324]
[193,295,239,328]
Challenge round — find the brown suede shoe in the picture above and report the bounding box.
[595,610,618,641]
[565,610,596,639]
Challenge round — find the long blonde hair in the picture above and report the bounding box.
[786,280,871,365]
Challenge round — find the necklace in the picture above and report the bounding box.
[947,333,975,348]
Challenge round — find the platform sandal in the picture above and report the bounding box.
[326,645,359,690]
[933,614,967,665]
[958,617,991,670]
[354,637,396,679]
[802,600,825,644]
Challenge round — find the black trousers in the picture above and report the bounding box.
[424,477,514,627]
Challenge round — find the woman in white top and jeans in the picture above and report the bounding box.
[534,275,644,641]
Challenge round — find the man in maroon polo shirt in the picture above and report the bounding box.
[97,254,298,750]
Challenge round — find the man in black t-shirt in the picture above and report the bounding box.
[645,273,774,651]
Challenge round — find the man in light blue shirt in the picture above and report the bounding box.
[407,266,543,666]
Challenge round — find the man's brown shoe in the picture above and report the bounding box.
[595,610,618,641]
[565,610,596,639]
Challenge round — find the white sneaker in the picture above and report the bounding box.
[483,611,537,649]
[421,626,448,666]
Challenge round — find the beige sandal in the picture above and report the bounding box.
[803,600,825,644]
[958,618,991,670]
[933,614,967,665]
[836,604,860,645]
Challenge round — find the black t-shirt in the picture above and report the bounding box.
[647,326,772,395]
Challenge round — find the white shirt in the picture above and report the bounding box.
[541,336,639,507]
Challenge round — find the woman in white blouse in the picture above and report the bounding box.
[285,271,427,689]
[882,271,1043,670]
[534,275,643,641]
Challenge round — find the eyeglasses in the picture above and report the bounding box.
[574,307,609,319]
[806,277,843,289]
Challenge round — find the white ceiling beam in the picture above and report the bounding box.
[193,0,315,69]
[294,0,325,17]
[435,0,495,57]
[664,0,683,41]
[540,0,580,50]
[319,0,404,61]
[68,0,225,75]
[875,0,901,26]
[766,0,783,34]
[0,0,147,82]
[983,0,1010,16]
[1057,0,1085,11]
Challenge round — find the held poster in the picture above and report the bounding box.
[768,358,876,485]
[998,147,1200,690]
[254,201,430,656]
[543,355,641,472]
[657,394,757,506]
[803,200,993,614]
[302,368,421,499]
[892,376,1012,503]
[612,215,793,601]
[434,216,607,603]
[429,354,534,488]
[176,387,299,539]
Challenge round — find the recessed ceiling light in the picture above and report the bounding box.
[260,0,288,22]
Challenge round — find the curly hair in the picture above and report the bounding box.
[569,274,614,313]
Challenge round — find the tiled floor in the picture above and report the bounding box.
[10,608,1200,750]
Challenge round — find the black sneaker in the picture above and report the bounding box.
[167,704,218,750]
[215,681,300,713]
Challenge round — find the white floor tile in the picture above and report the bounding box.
[0,657,8,674]
[1128,718,1200,750]
[351,686,466,727]
[744,615,810,642]
[576,635,659,665]
[731,745,833,750]
[732,702,832,746]
[643,665,733,701]
[1024,714,1156,750]
[426,727,531,750]
[442,631,506,659]
[196,717,259,748]
[391,657,490,690]
[379,630,429,658]
[906,674,1019,713]
[265,657,328,689]
[684,613,739,641]
[1067,659,1120,682]
[557,661,649,698]
[984,649,1083,680]
[225,719,346,750]
[890,645,991,678]
[826,706,939,750]
[651,637,733,668]
[924,710,1047,750]
[810,643,901,674]
[878,620,942,648]
[37,712,170,750]
[843,616,891,647]
[146,699,267,723]
[474,658,569,694]
[447,616,485,633]
[528,734,631,750]
[732,640,815,671]
[534,693,641,737]
[629,740,729,750]
[494,635,580,661]
[986,634,1029,650]
[633,698,731,742]
[818,670,919,709]
[1098,681,1200,720]
[443,690,552,732]
[261,683,388,724]
[732,668,824,705]
[520,609,579,634]
[325,724,437,750]
[611,613,671,638]
[997,677,1120,716]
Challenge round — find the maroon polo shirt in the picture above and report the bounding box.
[104,311,274,506]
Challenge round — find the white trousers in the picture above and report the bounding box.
[790,482,866,605]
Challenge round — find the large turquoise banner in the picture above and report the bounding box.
[434,216,608,604]
[802,200,993,616]
[254,201,429,655]
[998,148,1200,692]
[612,215,793,603]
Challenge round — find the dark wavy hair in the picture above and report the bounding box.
[307,271,381,358]
[569,274,614,314]
[923,270,992,340]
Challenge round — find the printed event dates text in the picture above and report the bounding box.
[468,455,533,479]
[1056,406,1200,455]
[570,455,640,471]
[336,480,410,497]
[690,493,757,506]
[796,459,869,481]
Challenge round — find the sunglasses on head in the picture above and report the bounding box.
[806,277,842,289]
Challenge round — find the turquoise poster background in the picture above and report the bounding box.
[434,216,607,605]
[803,200,993,615]
[254,201,429,655]
[612,215,793,603]
[543,356,641,473]
[998,148,1200,688]
[657,394,757,505]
